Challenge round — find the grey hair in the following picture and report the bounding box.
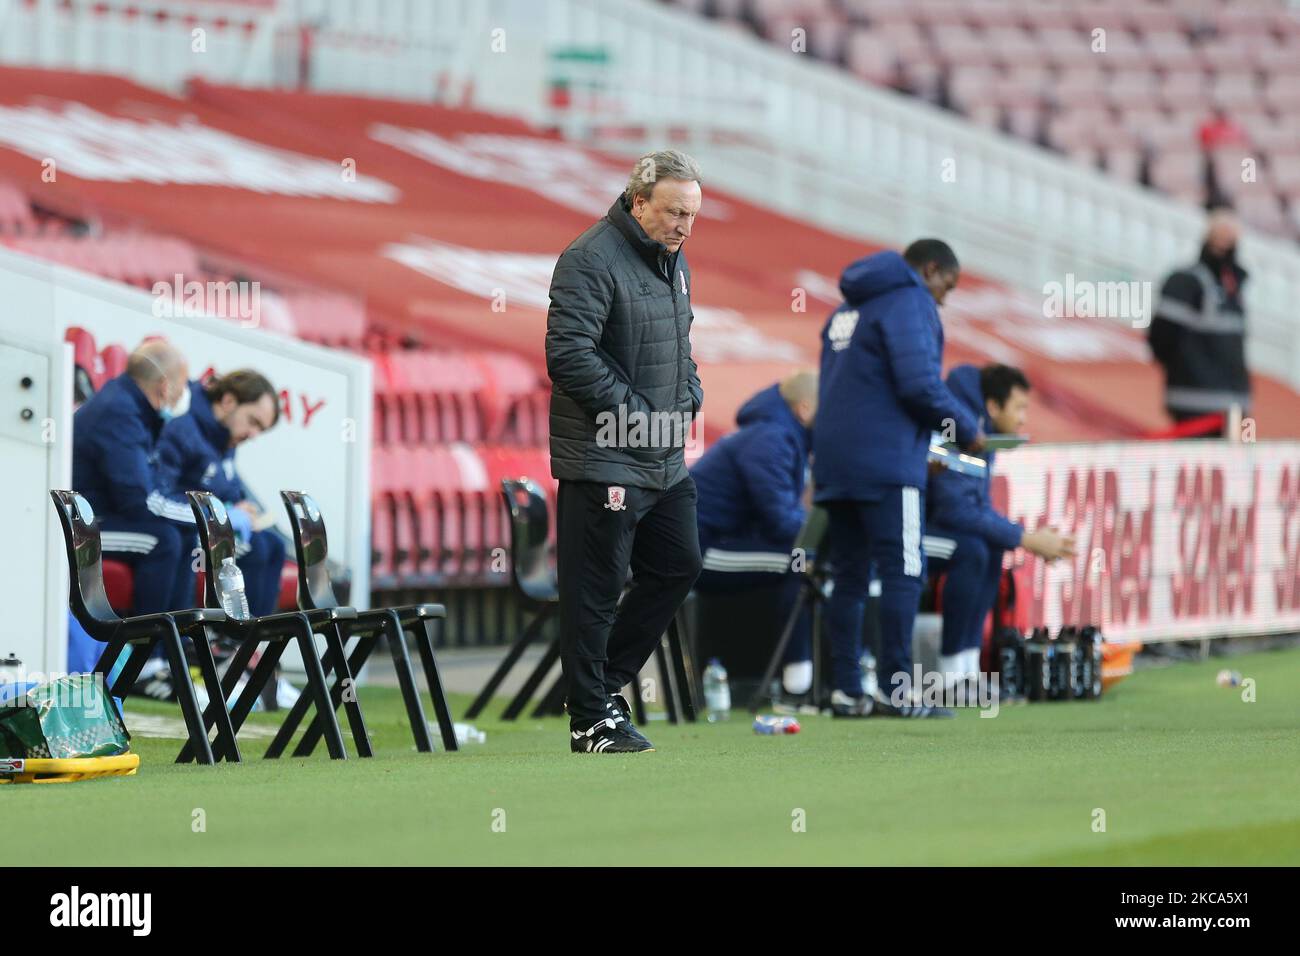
[624,149,702,205]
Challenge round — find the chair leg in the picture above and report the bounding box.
[100,640,150,701]
[190,626,241,763]
[501,634,561,721]
[273,634,377,759]
[412,617,458,751]
[295,622,348,759]
[296,632,387,759]
[384,611,434,753]
[464,606,552,719]
[161,622,214,766]
[94,638,127,688]
[232,641,285,735]
[631,680,648,724]
[666,615,700,723]
[529,671,566,719]
[656,639,679,725]
[324,622,373,758]
[747,582,810,712]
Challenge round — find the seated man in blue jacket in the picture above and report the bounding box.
[72,339,197,618]
[691,371,817,697]
[815,240,984,718]
[158,369,283,616]
[925,364,1074,686]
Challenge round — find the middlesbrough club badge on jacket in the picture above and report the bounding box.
[604,486,628,511]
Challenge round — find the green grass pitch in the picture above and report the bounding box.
[5,646,1299,866]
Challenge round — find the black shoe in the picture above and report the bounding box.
[871,695,955,719]
[830,689,873,718]
[608,693,650,745]
[570,716,655,753]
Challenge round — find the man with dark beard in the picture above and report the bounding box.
[1148,207,1250,436]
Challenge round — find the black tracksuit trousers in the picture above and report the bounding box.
[556,475,702,725]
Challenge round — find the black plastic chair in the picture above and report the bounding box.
[465,479,561,720]
[49,490,231,765]
[747,504,831,712]
[184,491,352,760]
[273,490,458,755]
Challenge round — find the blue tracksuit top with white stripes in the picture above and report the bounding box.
[158,381,248,505]
[813,251,979,500]
[926,364,1023,550]
[71,374,195,524]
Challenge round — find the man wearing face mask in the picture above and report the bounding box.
[1148,207,1250,437]
[158,370,283,616]
[71,339,198,620]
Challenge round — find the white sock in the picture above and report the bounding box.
[783,660,813,695]
[963,648,981,677]
[939,652,962,683]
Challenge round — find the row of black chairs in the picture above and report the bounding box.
[50,488,458,765]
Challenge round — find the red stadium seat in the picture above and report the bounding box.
[64,325,101,399]
[0,182,37,234]
[100,343,128,382]
[101,559,134,615]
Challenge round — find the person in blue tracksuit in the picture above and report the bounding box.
[691,371,817,695]
[814,240,984,718]
[925,364,1075,685]
[158,370,283,616]
[72,340,196,618]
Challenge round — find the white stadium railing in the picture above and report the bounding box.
[2,0,1299,386]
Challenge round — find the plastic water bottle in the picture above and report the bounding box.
[217,557,250,619]
[703,658,731,722]
[753,715,801,735]
[0,654,21,686]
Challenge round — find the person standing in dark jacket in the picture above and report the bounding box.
[158,370,283,616]
[814,240,984,718]
[546,149,705,754]
[72,340,196,617]
[692,372,817,696]
[925,364,1074,688]
[1148,208,1250,436]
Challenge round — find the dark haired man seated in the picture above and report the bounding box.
[924,364,1074,687]
[159,369,284,617]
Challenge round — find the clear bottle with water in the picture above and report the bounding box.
[217,556,250,619]
[703,658,731,722]
[0,654,22,687]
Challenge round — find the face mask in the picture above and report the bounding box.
[159,382,191,422]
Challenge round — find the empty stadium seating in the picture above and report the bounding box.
[666,0,1300,240]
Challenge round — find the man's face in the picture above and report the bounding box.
[153,365,189,412]
[631,179,701,253]
[922,264,959,305]
[794,397,817,428]
[987,386,1029,435]
[1205,215,1240,258]
[214,392,277,448]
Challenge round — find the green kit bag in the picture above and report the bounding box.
[0,674,130,759]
